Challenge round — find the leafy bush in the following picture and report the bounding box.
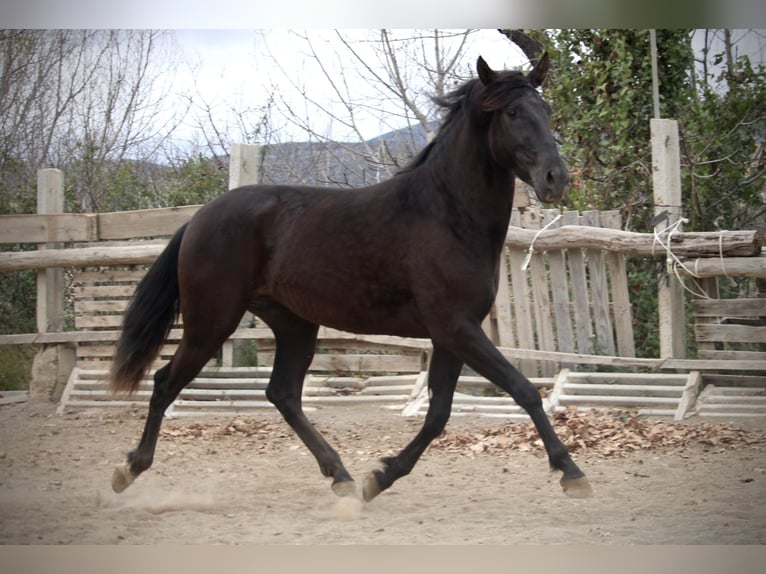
[0,345,36,391]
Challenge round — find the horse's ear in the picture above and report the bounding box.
[477,56,497,85]
[527,52,550,88]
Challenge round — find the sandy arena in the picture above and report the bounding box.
[0,398,764,545]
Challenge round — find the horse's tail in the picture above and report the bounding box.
[110,223,188,394]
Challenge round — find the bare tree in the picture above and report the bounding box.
[0,30,100,211]
[261,29,480,187]
[0,30,189,213]
[59,30,188,211]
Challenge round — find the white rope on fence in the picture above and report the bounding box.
[653,217,712,299]
[521,213,563,271]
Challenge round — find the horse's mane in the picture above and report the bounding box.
[397,71,532,175]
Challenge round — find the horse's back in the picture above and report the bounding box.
[178,182,429,336]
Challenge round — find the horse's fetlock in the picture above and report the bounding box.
[128,451,153,474]
[548,444,571,472]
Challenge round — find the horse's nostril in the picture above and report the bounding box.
[546,170,555,186]
[547,164,569,189]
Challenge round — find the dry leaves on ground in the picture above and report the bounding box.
[161,419,293,451]
[429,408,766,458]
[157,409,766,460]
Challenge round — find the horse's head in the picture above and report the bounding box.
[477,54,568,204]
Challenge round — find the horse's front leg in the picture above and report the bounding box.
[444,323,593,498]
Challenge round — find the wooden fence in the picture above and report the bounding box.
[6,200,761,359]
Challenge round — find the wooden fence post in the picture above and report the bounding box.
[36,168,65,333]
[228,143,262,190]
[31,168,75,401]
[651,119,687,359]
[224,144,261,367]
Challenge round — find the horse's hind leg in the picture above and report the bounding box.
[258,306,355,496]
[363,345,463,501]
[112,322,242,493]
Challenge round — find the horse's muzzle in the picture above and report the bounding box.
[533,158,568,204]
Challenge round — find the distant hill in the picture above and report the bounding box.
[259,123,434,188]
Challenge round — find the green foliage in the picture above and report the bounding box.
[0,345,36,391]
[64,141,166,212]
[542,28,765,233]
[545,30,694,228]
[0,264,36,335]
[165,154,228,207]
[624,257,661,357]
[680,55,766,232]
[0,162,38,336]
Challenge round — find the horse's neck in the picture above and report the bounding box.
[428,129,517,241]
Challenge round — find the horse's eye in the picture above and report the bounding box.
[507,108,518,118]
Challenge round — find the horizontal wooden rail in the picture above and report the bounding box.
[96,205,201,240]
[496,346,766,372]
[3,328,761,373]
[674,255,766,278]
[0,243,167,271]
[0,205,201,245]
[0,326,430,350]
[505,225,762,257]
[1,223,763,273]
[0,213,98,243]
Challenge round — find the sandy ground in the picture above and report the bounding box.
[0,398,764,545]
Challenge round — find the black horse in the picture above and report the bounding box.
[110,54,593,502]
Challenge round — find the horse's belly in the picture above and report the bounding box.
[269,278,428,338]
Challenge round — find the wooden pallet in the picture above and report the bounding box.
[695,380,766,418]
[401,369,702,421]
[688,294,766,417]
[56,366,416,416]
[401,373,557,420]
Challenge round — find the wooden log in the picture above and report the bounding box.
[0,243,166,271]
[695,323,766,345]
[36,169,66,334]
[523,211,556,377]
[652,118,687,360]
[229,143,261,189]
[675,371,702,421]
[544,212,575,358]
[698,349,766,362]
[494,346,766,372]
[493,248,516,347]
[508,210,537,374]
[504,225,762,257]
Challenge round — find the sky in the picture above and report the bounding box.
[167,29,527,147]
[166,28,766,150]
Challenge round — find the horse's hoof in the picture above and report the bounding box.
[331,479,358,498]
[111,464,135,494]
[561,475,593,498]
[362,472,382,502]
